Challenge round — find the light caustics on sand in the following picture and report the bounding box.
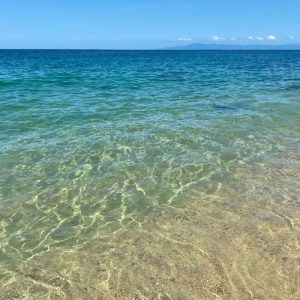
[0,50,299,299]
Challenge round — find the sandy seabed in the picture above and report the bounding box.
[1,165,299,300]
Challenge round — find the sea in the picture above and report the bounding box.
[0,50,299,299]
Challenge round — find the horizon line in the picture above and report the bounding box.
[1,43,300,51]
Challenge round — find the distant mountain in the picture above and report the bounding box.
[164,43,300,50]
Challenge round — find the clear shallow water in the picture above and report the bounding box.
[0,50,299,299]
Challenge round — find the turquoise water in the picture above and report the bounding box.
[0,50,299,299]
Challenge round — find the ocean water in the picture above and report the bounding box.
[0,50,299,299]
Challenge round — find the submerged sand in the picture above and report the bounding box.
[1,164,299,300]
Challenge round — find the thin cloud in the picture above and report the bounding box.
[266,35,276,41]
[248,36,264,41]
[248,35,277,41]
[210,35,226,41]
[178,37,193,42]
[169,37,193,42]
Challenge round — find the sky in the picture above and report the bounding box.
[0,0,299,49]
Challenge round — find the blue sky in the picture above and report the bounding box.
[0,0,299,49]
